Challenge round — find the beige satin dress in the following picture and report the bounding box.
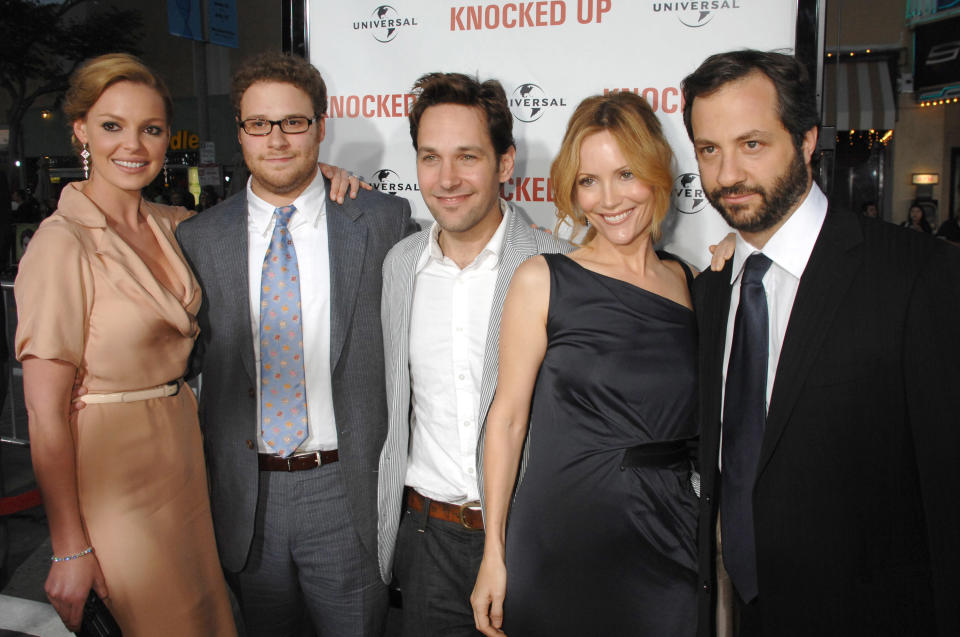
[15,183,236,636]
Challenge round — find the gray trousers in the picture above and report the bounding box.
[394,498,485,637]
[231,462,387,637]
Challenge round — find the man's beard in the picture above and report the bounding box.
[706,147,809,234]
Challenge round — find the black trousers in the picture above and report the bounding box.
[733,590,763,637]
[394,497,485,637]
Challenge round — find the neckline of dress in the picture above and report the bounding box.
[555,253,693,314]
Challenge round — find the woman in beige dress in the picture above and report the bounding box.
[14,53,357,635]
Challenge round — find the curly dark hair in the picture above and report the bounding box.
[408,72,514,157]
[231,52,327,117]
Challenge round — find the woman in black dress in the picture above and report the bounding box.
[472,91,701,636]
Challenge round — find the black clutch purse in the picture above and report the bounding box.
[75,590,122,637]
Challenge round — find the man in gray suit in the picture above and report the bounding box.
[176,52,412,637]
[376,72,569,636]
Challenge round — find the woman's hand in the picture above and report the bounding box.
[708,232,737,271]
[318,162,372,203]
[471,556,508,636]
[71,369,87,411]
[45,553,109,632]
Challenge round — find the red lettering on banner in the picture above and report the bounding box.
[603,87,684,113]
[503,3,516,27]
[451,2,567,30]
[577,0,610,24]
[326,94,417,119]
[553,1,566,23]
[485,4,499,27]
[521,2,533,26]
[532,177,545,200]
[329,96,344,118]
[466,6,482,29]
[641,87,658,112]
[501,177,554,202]
[661,87,679,114]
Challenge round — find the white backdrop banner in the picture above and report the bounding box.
[308,1,798,269]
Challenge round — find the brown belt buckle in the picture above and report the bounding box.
[458,500,482,529]
[285,451,320,471]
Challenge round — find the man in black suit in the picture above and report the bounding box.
[683,50,960,637]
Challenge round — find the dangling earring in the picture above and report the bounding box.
[163,156,169,187]
[81,144,90,180]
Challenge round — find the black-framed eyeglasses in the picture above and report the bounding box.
[238,116,319,136]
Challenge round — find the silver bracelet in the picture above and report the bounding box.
[51,546,94,563]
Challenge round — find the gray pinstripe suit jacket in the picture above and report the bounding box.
[375,203,570,583]
[175,179,412,573]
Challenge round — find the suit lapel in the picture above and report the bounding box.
[394,236,425,380]
[327,182,367,372]
[697,262,734,482]
[210,195,256,385]
[476,211,539,427]
[758,209,863,474]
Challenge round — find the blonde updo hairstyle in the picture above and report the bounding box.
[550,91,674,245]
[63,53,173,156]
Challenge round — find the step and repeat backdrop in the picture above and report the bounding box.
[308,1,798,269]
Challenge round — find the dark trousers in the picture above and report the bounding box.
[394,497,485,637]
[231,463,387,637]
[733,590,763,637]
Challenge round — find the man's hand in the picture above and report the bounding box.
[319,163,372,203]
[708,232,737,271]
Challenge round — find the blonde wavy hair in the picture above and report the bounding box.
[551,91,674,245]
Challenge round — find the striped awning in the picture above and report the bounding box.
[823,60,897,131]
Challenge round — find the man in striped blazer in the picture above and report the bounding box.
[376,72,569,636]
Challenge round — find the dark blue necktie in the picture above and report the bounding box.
[721,252,772,603]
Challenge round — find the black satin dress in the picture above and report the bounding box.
[502,253,698,637]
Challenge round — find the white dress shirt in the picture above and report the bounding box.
[721,184,828,419]
[247,171,338,452]
[404,202,511,504]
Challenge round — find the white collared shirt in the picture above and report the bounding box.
[404,201,511,504]
[247,171,337,452]
[722,184,828,416]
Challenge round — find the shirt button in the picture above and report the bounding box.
[467,467,475,475]
[463,420,471,427]
[459,374,465,380]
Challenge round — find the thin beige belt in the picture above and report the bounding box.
[82,380,182,404]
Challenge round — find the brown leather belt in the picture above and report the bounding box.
[405,488,484,530]
[258,450,339,472]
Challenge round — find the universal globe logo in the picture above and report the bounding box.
[372,169,419,194]
[509,83,566,123]
[353,5,419,43]
[679,9,714,27]
[651,1,741,28]
[673,173,708,214]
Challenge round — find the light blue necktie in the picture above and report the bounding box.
[259,205,309,457]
